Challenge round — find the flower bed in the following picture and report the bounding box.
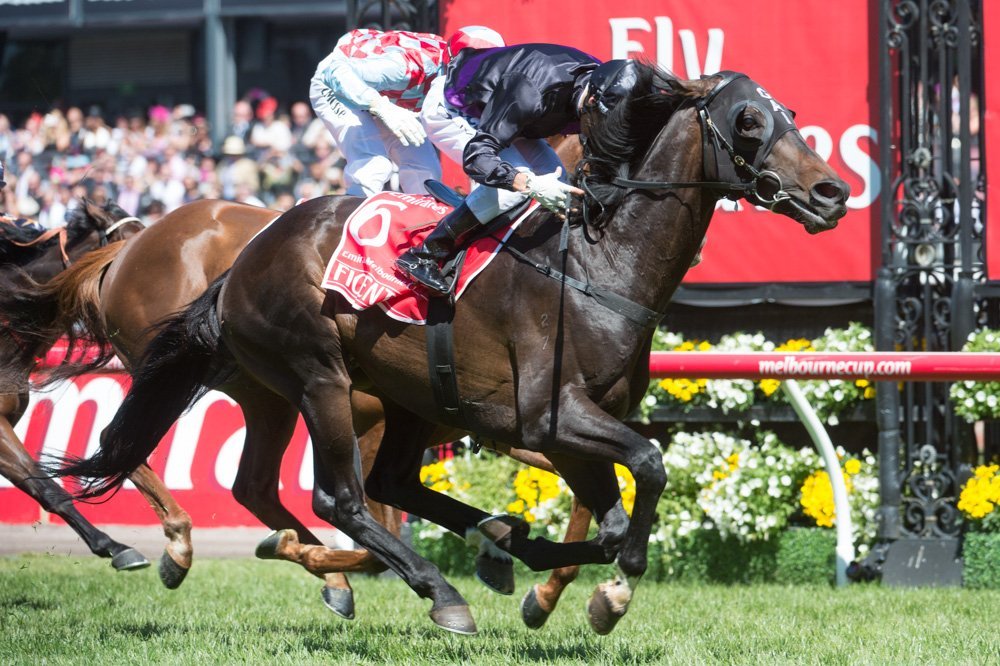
[411,430,879,584]
[639,322,876,425]
[958,464,1000,588]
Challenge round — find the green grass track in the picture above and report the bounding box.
[1,554,998,664]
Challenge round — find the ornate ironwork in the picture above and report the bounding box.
[875,0,985,552]
[346,0,438,33]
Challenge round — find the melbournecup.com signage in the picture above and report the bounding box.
[2,374,326,528]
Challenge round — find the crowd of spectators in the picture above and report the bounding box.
[0,93,350,228]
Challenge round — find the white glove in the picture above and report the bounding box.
[524,168,578,212]
[368,95,426,147]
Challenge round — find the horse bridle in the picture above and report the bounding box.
[595,72,797,209]
[98,215,143,247]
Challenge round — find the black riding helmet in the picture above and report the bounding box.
[584,59,639,115]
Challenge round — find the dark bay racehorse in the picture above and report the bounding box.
[12,153,595,623]
[16,197,591,621]
[0,202,150,570]
[59,66,848,634]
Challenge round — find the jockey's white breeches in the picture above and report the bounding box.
[310,76,441,197]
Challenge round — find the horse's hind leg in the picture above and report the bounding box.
[486,443,594,627]
[521,497,591,629]
[228,382,385,620]
[0,394,149,571]
[126,463,193,587]
[298,382,476,634]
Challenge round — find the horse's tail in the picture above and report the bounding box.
[52,272,233,499]
[0,242,125,389]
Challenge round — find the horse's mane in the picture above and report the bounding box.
[573,61,701,229]
[0,200,128,265]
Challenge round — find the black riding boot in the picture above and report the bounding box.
[396,202,481,295]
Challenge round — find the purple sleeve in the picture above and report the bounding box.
[462,74,544,189]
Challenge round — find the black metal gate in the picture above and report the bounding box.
[870,0,986,583]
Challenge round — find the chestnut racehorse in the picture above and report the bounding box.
[60,67,848,634]
[0,202,150,570]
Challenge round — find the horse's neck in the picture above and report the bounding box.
[576,112,717,318]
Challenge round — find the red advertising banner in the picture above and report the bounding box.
[440,0,879,284]
[985,0,999,280]
[3,375,327,528]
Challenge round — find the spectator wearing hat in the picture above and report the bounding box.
[217,136,260,201]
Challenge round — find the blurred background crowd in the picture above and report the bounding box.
[0,92,349,227]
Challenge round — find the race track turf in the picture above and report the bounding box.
[1,554,997,664]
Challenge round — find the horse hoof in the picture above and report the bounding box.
[158,551,190,590]
[321,586,355,620]
[429,605,477,636]
[586,585,628,635]
[255,529,295,560]
[110,548,150,572]
[520,585,552,630]
[475,553,515,595]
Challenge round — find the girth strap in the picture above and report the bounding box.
[425,296,466,426]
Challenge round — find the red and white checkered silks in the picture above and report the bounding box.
[335,29,447,111]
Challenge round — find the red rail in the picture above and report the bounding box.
[41,342,1000,382]
[648,351,1000,381]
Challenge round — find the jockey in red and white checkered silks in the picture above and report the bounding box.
[309,26,505,197]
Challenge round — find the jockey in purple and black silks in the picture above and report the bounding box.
[397,46,641,295]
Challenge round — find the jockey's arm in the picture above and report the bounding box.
[420,77,476,168]
[319,55,412,110]
[461,73,544,191]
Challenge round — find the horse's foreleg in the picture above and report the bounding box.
[0,395,148,570]
[520,496,592,629]
[127,463,193,588]
[545,387,667,635]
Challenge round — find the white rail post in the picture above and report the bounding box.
[781,379,855,587]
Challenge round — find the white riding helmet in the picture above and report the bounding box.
[446,25,505,60]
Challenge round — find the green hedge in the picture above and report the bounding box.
[666,527,834,585]
[963,532,1000,589]
[413,523,836,585]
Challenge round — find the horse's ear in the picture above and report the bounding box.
[82,198,111,228]
[669,76,719,99]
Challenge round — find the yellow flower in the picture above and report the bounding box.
[697,340,712,351]
[759,378,781,396]
[958,465,1000,520]
[506,499,525,514]
[844,459,862,475]
[800,469,853,528]
[863,387,876,399]
[523,511,536,523]
[776,338,814,353]
[713,469,729,481]
[855,379,870,388]
[726,452,740,471]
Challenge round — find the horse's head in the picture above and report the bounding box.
[695,72,848,234]
[76,199,145,248]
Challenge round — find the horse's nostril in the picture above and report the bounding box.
[811,180,849,205]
